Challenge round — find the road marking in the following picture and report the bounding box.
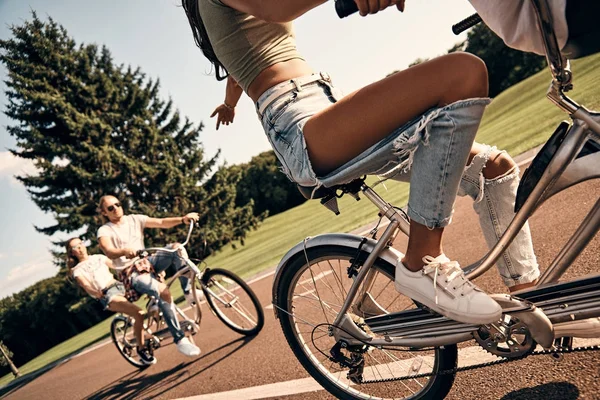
[176,338,600,400]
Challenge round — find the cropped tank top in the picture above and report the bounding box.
[198,0,305,92]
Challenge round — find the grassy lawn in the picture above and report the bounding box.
[2,52,599,387]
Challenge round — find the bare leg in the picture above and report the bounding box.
[158,282,172,303]
[303,52,488,175]
[108,296,146,347]
[304,53,488,271]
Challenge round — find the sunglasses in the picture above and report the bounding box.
[107,203,122,212]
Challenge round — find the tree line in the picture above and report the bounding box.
[0,15,547,374]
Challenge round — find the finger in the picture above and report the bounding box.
[368,0,378,14]
[210,109,217,118]
[380,0,392,11]
[355,0,368,16]
[216,119,220,130]
[397,0,405,12]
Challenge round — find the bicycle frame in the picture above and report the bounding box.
[273,0,600,350]
[144,222,243,309]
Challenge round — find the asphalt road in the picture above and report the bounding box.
[2,177,599,400]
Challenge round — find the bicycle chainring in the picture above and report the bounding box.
[474,316,536,359]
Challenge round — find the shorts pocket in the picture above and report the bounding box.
[267,91,298,128]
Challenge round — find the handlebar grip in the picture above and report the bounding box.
[335,0,358,18]
[452,13,482,35]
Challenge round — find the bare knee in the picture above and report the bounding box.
[440,53,489,104]
[160,287,172,303]
[484,151,517,179]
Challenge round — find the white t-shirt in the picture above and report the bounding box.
[97,214,148,269]
[468,0,568,55]
[71,254,115,292]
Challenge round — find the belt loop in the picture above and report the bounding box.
[320,72,331,83]
[291,79,303,92]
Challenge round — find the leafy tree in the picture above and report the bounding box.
[0,13,263,367]
[234,151,307,218]
[0,13,261,264]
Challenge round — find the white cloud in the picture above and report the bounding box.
[0,256,58,299]
[0,152,38,186]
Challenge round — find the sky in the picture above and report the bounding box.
[0,0,478,299]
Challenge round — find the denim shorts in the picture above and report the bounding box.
[99,282,125,310]
[258,74,488,185]
[256,72,491,228]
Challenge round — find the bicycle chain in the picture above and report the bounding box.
[357,344,600,384]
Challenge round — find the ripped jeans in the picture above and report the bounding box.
[257,73,539,287]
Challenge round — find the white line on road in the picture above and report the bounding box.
[176,338,600,400]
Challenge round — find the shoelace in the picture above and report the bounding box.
[421,255,474,304]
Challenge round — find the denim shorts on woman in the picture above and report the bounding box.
[99,282,125,310]
[256,72,490,228]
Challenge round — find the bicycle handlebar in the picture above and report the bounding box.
[136,220,196,257]
[452,13,482,35]
[335,0,358,18]
[334,0,483,36]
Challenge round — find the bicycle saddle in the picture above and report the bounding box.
[296,177,365,200]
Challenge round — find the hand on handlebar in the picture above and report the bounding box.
[182,212,199,225]
[354,0,405,16]
[122,248,138,259]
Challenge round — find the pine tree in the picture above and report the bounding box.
[0,13,260,263]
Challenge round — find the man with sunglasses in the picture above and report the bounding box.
[96,194,201,357]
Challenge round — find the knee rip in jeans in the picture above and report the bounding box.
[461,145,520,202]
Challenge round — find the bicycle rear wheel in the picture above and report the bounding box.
[201,268,264,336]
[110,316,148,369]
[275,245,458,400]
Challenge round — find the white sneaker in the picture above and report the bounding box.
[395,254,502,325]
[176,337,201,357]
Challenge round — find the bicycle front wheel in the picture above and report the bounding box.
[275,245,458,400]
[110,316,148,369]
[201,268,264,336]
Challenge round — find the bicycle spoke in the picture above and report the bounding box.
[279,249,455,400]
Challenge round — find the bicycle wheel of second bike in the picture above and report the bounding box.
[275,245,458,400]
[110,315,148,369]
[201,268,264,336]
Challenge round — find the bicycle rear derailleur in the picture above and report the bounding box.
[330,340,367,383]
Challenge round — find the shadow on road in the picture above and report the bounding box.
[0,335,111,398]
[501,382,579,400]
[87,335,256,400]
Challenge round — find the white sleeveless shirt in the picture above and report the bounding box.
[71,254,115,291]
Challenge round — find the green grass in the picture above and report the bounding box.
[3,52,599,387]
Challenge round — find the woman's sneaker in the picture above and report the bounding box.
[137,346,157,365]
[395,254,502,325]
[176,337,201,357]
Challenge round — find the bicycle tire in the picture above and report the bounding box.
[110,316,148,369]
[202,268,264,336]
[275,244,458,400]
